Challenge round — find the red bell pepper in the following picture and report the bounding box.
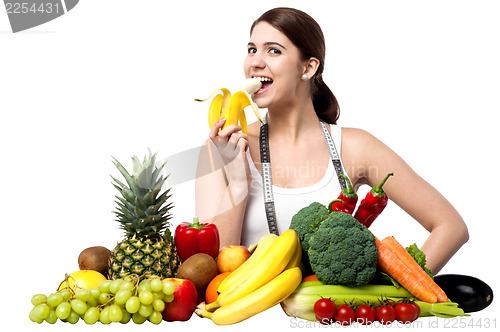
[174,217,220,262]
[354,173,393,228]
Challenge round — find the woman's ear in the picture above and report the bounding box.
[303,57,320,78]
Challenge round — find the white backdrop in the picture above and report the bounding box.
[1,0,498,330]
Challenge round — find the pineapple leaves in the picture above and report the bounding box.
[112,157,138,193]
[111,152,174,239]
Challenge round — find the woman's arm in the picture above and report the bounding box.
[195,119,251,248]
[342,128,469,274]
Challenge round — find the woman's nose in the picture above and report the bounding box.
[247,52,266,70]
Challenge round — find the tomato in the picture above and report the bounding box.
[334,304,356,326]
[314,298,336,325]
[394,302,419,323]
[376,304,396,325]
[412,302,421,318]
[355,304,376,325]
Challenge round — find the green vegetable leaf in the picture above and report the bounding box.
[406,243,434,279]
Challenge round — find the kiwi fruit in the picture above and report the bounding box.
[78,246,112,277]
[176,253,218,290]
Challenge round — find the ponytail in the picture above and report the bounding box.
[312,75,340,124]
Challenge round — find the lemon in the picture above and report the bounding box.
[58,270,107,292]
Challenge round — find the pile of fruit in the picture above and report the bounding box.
[28,151,301,325]
[28,149,492,326]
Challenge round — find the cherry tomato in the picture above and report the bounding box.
[376,304,396,325]
[335,304,356,326]
[355,304,376,325]
[412,302,421,318]
[394,302,419,323]
[314,298,336,325]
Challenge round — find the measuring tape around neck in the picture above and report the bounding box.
[259,118,347,235]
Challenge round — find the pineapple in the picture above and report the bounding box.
[108,152,180,279]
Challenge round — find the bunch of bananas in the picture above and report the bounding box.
[195,229,303,325]
[195,78,264,134]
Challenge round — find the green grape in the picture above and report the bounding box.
[132,312,148,324]
[139,290,154,305]
[152,298,165,312]
[163,294,174,303]
[138,304,153,318]
[31,294,47,306]
[138,280,151,293]
[149,310,163,325]
[34,304,50,319]
[115,290,132,305]
[162,280,175,295]
[83,307,100,324]
[120,280,135,292]
[66,310,80,324]
[58,289,71,301]
[99,306,111,324]
[29,307,44,324]
[70,299,87,315]
[99,280,112,294]
[153,291,164,300]
[55,302,71,320]
[125,296,140,314]
[120,310,132,324]
[45,309,58,324]
[75,288,92,302]
[90,287,100,299]
[110,279,123,294]
[87,296,98,307]
[47,293,64,308]
[99,292,111,305]
[108,304,123,322]
[150,278,163,292]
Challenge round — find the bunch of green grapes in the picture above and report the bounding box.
[29,275,176,324]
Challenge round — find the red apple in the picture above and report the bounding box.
[216,245,251,273]
[162,278,198,322]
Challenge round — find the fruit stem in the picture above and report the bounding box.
[204,300,221,312]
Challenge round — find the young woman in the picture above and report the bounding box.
[195,7,468,274]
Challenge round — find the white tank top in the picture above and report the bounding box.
[241,124,348,246]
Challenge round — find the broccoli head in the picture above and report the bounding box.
[289,202,330,253]
[308,211,378,287]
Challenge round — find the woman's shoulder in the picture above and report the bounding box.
[340,126,380,148]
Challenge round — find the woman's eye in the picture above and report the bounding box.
[269,48,282,55]
[247,47,257,54]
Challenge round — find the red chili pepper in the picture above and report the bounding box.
[354,173,393,228]
[328,174,358,214]
[174,217,220,261]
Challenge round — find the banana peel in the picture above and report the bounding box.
[195,78,264,134]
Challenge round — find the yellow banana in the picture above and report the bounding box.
[205,229,299,311]
[199,267,302,325]
[284,235,302,270]
[217,233,278,294]
[196,78,263,134]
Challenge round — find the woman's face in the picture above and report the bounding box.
[244,22,307,109]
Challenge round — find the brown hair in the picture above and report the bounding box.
[250,7,340,124]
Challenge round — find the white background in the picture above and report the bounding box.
[1,0,498,330]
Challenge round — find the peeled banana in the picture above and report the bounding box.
[196,78,264,134]
[199,267,302,325]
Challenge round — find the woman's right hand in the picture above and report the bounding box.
[209,118,249,166]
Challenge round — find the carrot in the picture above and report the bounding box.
[374,237,438,303]
[381,236,448,302]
